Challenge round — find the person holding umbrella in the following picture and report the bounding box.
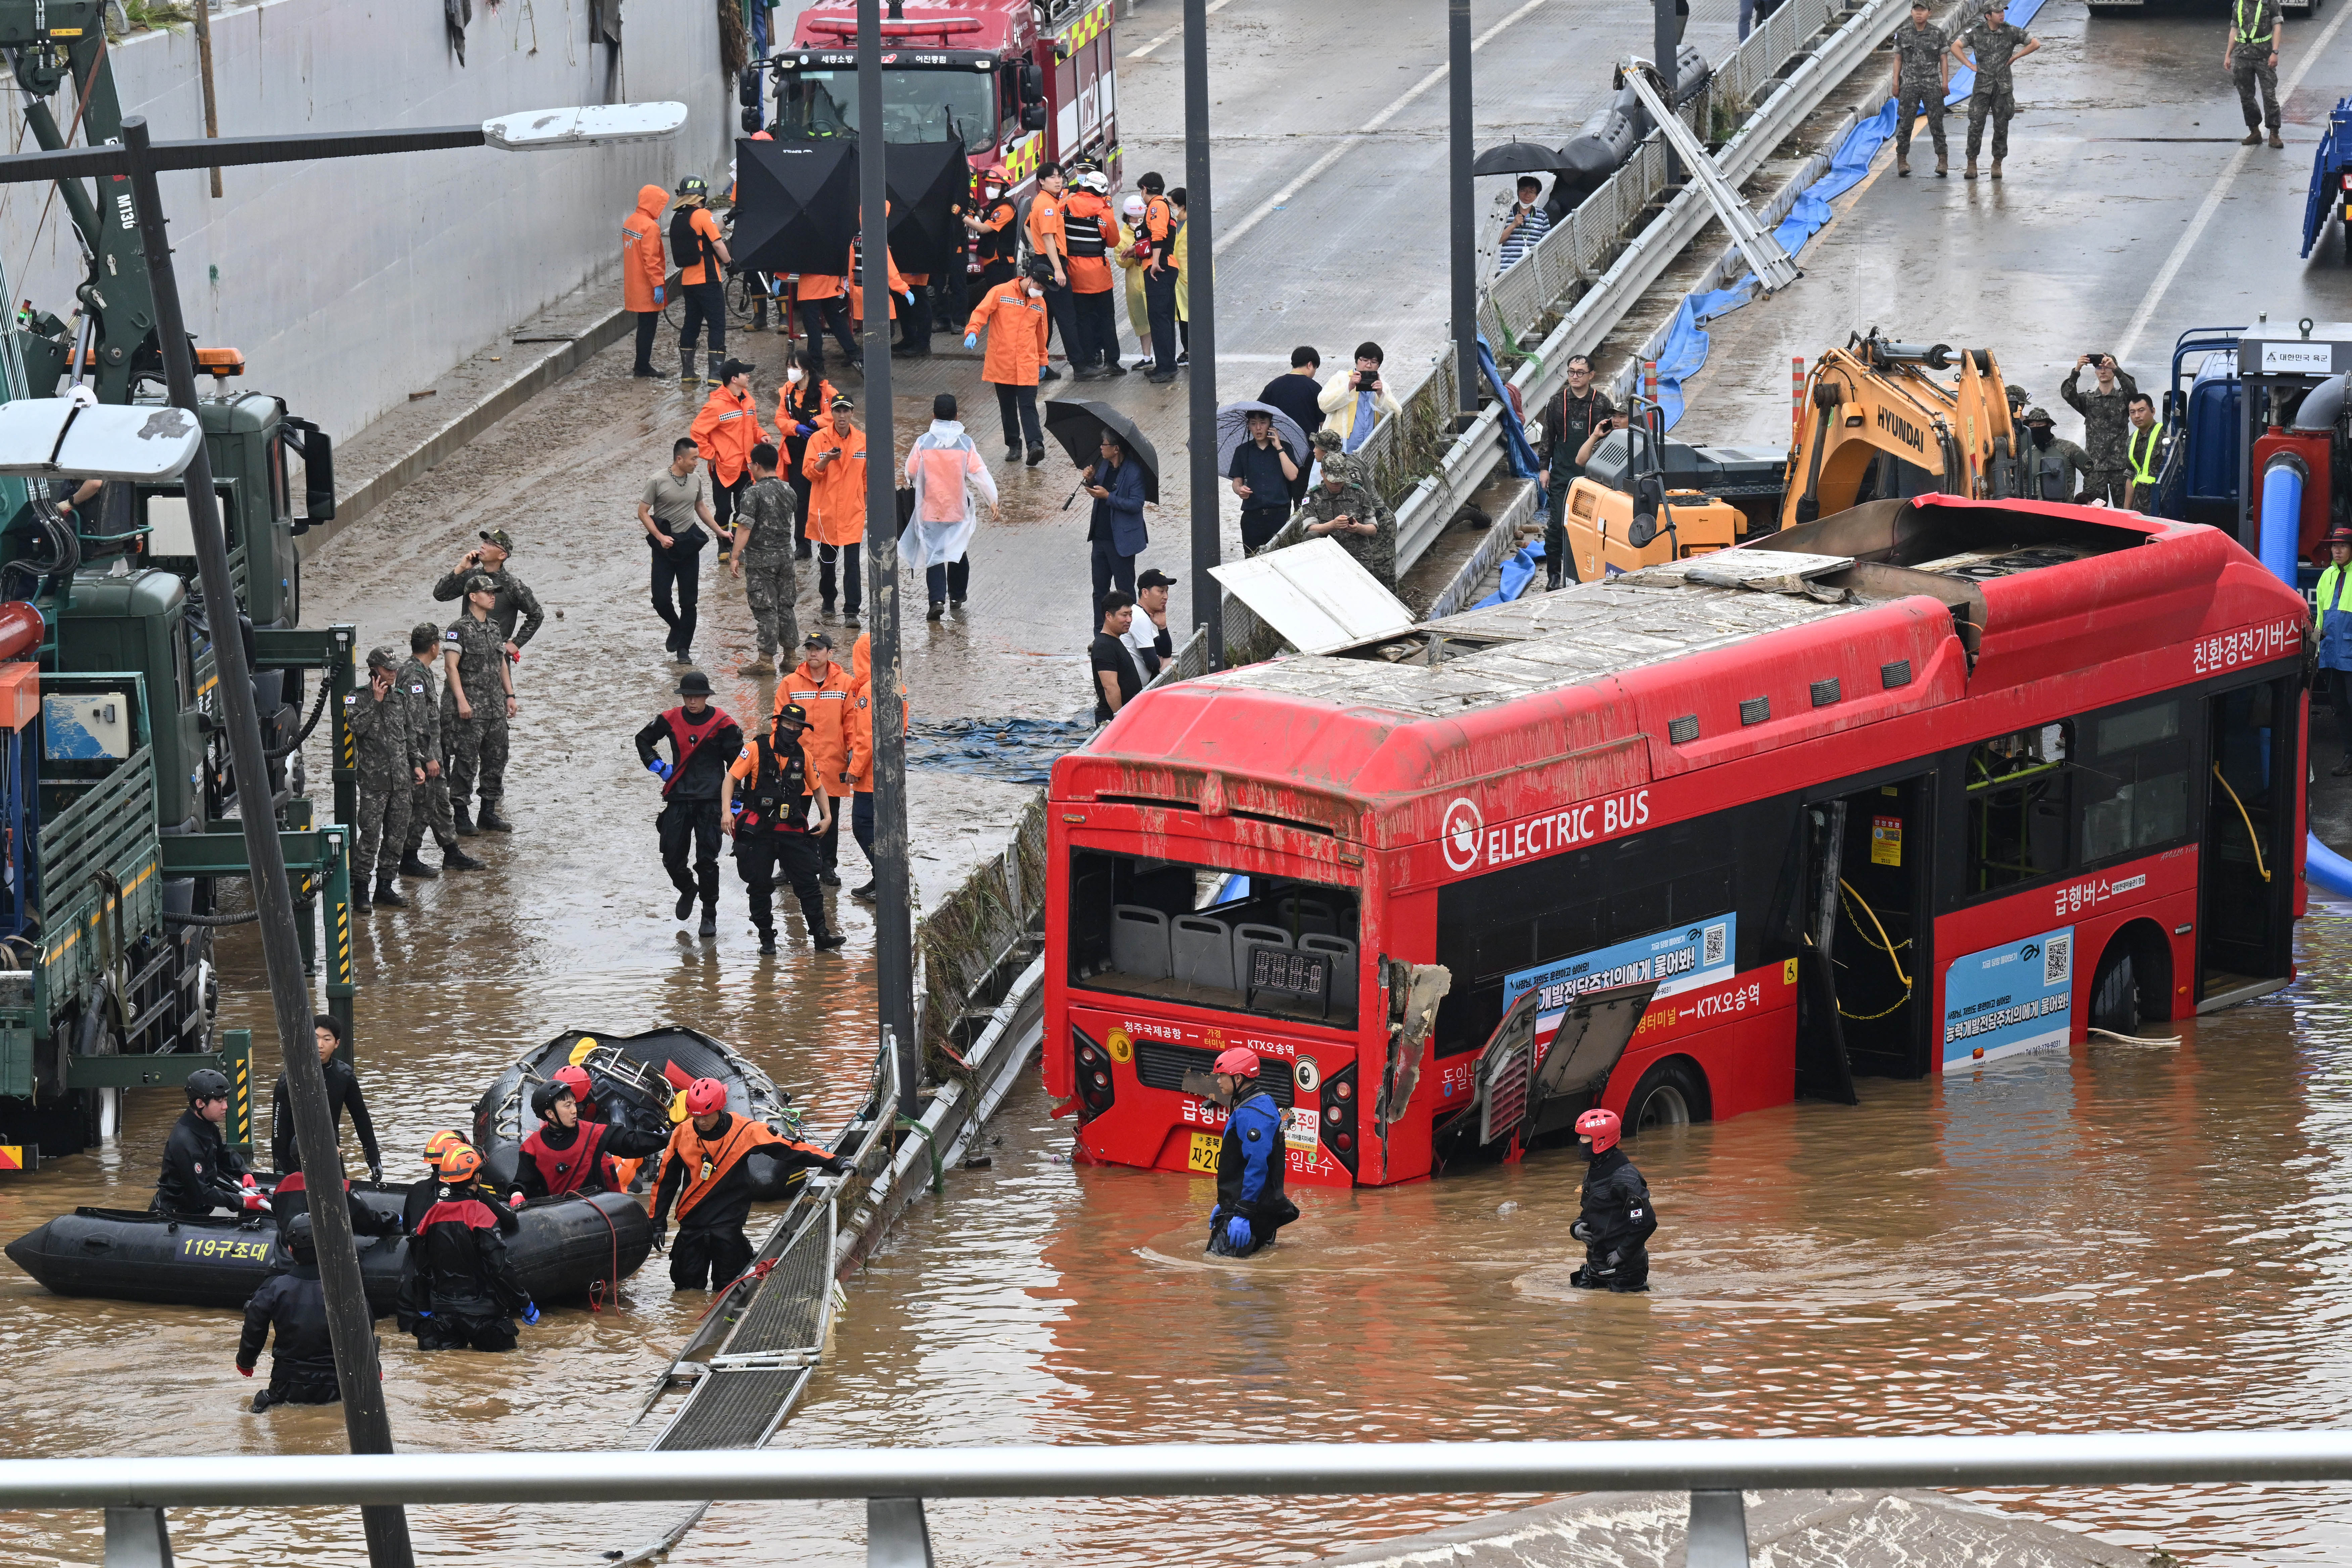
[964,256,1053,465]
[1226,407,1302,553]
[1083,430,1149,618]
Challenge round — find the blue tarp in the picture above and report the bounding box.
[1943,0,2049,105]
[1482,331,1542,482]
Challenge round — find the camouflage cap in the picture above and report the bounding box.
[410,621,440,646]
[2006,383,2029,406]
[1309,428,1344,454]
[1321,453,1366,485]
[478,527,514,551]
[2020,406,2054,424]
[365,646,397,670]
[463,572,499,594]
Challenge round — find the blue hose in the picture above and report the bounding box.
[2253,458,2352,897]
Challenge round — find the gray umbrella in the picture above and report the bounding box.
[1215,400,1308,476]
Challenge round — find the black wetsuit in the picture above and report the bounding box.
[153,1108,248,1218]
[1571,1146,1657,1293]
[402,1175,518,1237]
[239,1259,340,1406]
[271,1056,382,1176]
[399,1186,530,1351]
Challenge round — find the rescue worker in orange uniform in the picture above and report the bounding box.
[774,347,833,560]
[843,631,906,904]
[689,358,773,567]
[964,163,1021,289]
[843,207,912,341]
[803,393,868,622]
[1061,169,1122,379]
[622,183,669,378]
[669,175,733,387]
[400,1144,536,1350]
[1138,170,1181,382]
[650,1077,847,1289]
[720,701,841,954]
[1025,162,1073,380]
[777,631,855,882]
[964,256,1053,464]
[513,1080,670,1202]
[794,268,860,376]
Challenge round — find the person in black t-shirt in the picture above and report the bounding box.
[1257,348,1325,509]
[1090,591,1146,724]
[1538,355,1621,590]
[1228,410,1301,554]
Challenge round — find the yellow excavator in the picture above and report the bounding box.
[1783,330,2021,527]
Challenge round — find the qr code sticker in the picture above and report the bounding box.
[1704,922,1728,967]
[2043,934,2071,989]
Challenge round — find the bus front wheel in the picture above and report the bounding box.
[1624,1058,1710,1137]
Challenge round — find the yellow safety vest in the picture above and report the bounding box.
[2321,564,2352,618]
[2234,0,2272,45]
[2127,423,2163,486]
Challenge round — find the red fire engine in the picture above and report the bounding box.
[775,0,1122,197]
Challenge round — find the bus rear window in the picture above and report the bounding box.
[1068,849,1360,1027]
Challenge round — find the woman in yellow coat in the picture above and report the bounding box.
[1114,195,1151,370]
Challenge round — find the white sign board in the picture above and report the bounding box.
[2260,342,2334,373]
[483,101,689,152]
[1208,537,1415,656]
[0,399,201,481]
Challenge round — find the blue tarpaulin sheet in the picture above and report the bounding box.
[1943,0,2049,105]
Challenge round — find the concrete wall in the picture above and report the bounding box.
[0,0,734,445]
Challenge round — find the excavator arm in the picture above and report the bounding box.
[1779,333,2017,529]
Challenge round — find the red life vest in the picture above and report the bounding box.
[657,706,737,797]
[520,1118,615,1196]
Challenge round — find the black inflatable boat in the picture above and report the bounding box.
[2,1184,650,1312]
[471,1027,810,1199]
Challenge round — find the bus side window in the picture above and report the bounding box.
[2077,697,2190,865]
[1966,723,2072,892]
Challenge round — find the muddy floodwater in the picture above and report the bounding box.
[9,915,2352,1565]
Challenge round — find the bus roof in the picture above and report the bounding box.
[1054,498,2304,842]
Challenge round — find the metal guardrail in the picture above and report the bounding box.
[27,1432,2352,1566]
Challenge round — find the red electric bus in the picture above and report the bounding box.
[1042,497,2311,1188]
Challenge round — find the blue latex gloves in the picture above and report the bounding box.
[1224,1215,1253,1251]
[417,1309,432,1319]
[522,1302,540,1326]
[904,291,917,307]
[963,333,978,349]
[647,757,673,782]
[794,422,816,438]
[653,285,664,306]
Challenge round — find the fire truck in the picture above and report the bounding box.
[767,0,1123,198]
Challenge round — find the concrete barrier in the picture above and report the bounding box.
[0,0,730,448]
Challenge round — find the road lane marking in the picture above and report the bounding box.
[1128,0,1237,59]
[2114,0,2352,363]
[1211,0,1554,255]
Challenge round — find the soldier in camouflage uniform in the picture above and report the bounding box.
[442,574,516,836]
[731,443,800,678]
[2060,355,2140,507]
[395,623,484,878]
[347,648,422,914]
[1297,447,1399,590]
[430,527,546,660]
[2225,0,2284,147]
[1949,4,2039,180]
[2017,407,2096,503]
[1891,1,1950,178]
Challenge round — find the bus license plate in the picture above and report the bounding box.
[1187,1132,1221,1172]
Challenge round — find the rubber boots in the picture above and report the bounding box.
[373,875,407,909]
[476,801,513,833]
[757,925,778,954]
[442,842,486,871]
[452,803,477,837]
[698,903,718,938]
[399,851,440,880]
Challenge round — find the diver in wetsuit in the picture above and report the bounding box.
[399,1143,536,1351]
[1569,1108,1657,1293]
[153,1068,259,1219]
[1205,1047,1301,1258]
[238,1213,341,1412]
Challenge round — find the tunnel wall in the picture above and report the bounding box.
[0,0,732,447]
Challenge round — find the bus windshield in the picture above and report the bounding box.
[1068,849,1362,1028]
[776,68,997,146]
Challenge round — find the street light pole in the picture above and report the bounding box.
[118,116,415,1568]
[1449,0,1478,427]
[856,0,917,1118]
[1654,0,1681,182]
[1183,0,1222,669]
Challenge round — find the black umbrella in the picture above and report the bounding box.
[886,139,974,272]
[731,136,860,275]
[1215,400,1308,474]
[1043,399,1160,504]
[1472,139,1565,176]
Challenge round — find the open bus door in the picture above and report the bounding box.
[2198,676,2297,1008]
[1442,979,1659,1155]
[1794,800,1860,1104]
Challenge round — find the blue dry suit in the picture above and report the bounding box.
[1205,1084,1300,1258]
[2318,563,2352,768]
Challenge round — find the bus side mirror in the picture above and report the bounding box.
[1021,61,1045,100]
[1023,101,1047,132]
[739,67,763,108]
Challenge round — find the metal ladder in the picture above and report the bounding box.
[1620,60,1802,294]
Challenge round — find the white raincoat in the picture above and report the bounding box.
[903,419,998,570]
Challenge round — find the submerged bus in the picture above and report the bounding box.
[1041,497,2310,1188]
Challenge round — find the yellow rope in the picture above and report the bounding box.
[2209,764,2271,884]
[1836,878,1913,1021]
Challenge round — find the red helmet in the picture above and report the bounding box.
[1575,1107,1622,1154]
[685,1077,728,1116]
[1211,1047,1261,1078]
[553,1065,593,1103]
[979,163,1009,187]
